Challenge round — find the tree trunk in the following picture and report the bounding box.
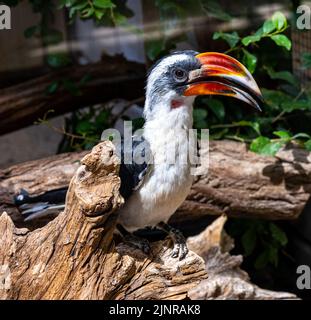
[0,55,145,135]
[0,141,207,300]
[1,140,310,231]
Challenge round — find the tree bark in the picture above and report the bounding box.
[1,140,310,231]
[0,141,207,300]
[0,55,145,135]
[176,140,311,221]
[187,215,298,300]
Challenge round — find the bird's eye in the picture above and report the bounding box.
[173,68,187,83]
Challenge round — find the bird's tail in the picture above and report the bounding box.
[14,188,67,221]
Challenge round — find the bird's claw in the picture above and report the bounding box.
[124,234,151,255]
[169,228,188,260]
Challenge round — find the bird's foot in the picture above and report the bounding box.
[170,228,188,260]
[157,222,188,260]
[124,233,151,254]
[117,224,151,254]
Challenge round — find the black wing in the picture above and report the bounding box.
[118,136,151,200]
[14,136,151,220]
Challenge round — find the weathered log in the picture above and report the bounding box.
[1,140,310,231]
[0,141,207,300]
[187,215,298,300]
[0,55,145,135]
[177,140,311,221]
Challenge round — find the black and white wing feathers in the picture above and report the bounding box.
[118,136,151,200]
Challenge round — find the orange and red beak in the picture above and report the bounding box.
[184,52,263,111]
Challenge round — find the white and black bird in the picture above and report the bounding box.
[15,50,263,260]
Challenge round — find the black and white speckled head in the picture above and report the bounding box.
[144,50,200,120]
[144,50,263,122]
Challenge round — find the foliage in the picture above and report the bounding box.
[193,11,311,158]
[59,0,133,25]
[227,219,288,269]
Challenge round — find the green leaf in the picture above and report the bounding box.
[207,98,225,120]
[213,31,240,48]
[250,136,284,156]
[262,88,292,111]
[272,11,287,30]
[46,81,59,94]
[46,53,71,68]
[81,7,95,18]
[201,0,232,21]
[76,120,95,135]
[281,100,311,112]
[62,79,81,96]
[94,9,104,20]
[210,128,228,140]
[93,0,115,9]
[193,108,208,129]
[304,139,311,151]
[269,223,288,246]
[250,136,270,153]
[146,39,165,61]
[255,250,270,269]
[260,141,284,156]
[242,49,257,73]
[271,35,291,51]
[263,20,275,34]
[242,35,261,46]
[233,120,261,135]
[113,12,127,25]
[292,133,311,140]
[302,52,311,70]
[242,229,257,256]
[273,130,291,140]
[132,117,145,130]
[265,67,297,86]
[268,245,279,267]
[24,25,38,38]
[42,29,63,46]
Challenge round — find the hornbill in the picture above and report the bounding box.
[15,50,263,260]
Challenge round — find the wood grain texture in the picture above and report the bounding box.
[0,142,207,300]
[1,140,310,231]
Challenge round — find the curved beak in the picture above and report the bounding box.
[184,52,263,111]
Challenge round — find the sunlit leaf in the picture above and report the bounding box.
[272,11,287,30]
[263,20,275,34]
[273,130,291,140]
[250,136,270,153]
[271,35,291,51]
[94,0,116,9]
[242,34,261,46]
